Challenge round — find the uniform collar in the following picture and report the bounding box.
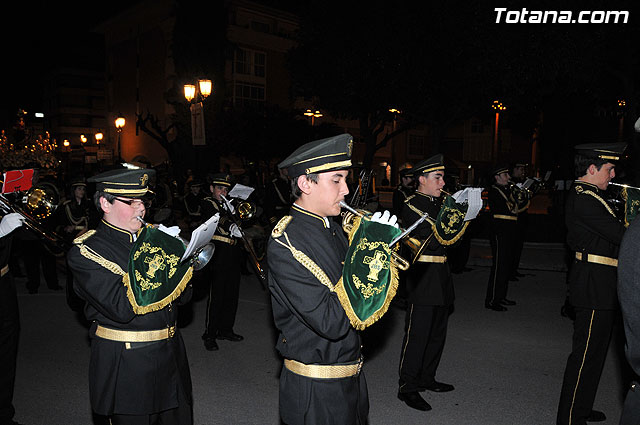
[415,191,435,201]
[99,219,139,243]
[291,203,331,228]
[574,180,601,192]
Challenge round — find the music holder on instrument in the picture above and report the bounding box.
[181,213,219,263]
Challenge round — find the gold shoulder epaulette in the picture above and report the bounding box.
[272,215,292,238]
[73,230,96,245]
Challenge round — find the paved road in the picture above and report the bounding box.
[10,241,629,424]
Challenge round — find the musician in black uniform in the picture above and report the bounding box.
[183,177,204,230]
[200,173,244,352]
[55,177,94,312]
[264,166,291,228]
[557,143,626,425]
[484,165,518,311]
[397,154,455,412]
[392,163,415,220]
[268,134,373,424]
[0,212,24,425]
[510,163,529,281]
[67,168,193,424]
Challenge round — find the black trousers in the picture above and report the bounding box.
[511,212,528,277]
[557,308,615,425]
[485,229,516,304]
[398,304,449,393]
[0,273,20,423]
[204,242,242,336]
[108,380,192,425]
[21,239,59,291]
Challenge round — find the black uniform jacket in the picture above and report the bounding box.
[268,204,367,424]
[67,219,192,416]
[619,216,640,376]
[402,192,453,306]
[201,196,241,246]
[392,185,414,219]
[566,180,625,310]
[488,183,518,232]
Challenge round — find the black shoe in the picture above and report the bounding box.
[499,298,516,306]
[424,381,454,392]
[204,338,219,351]
[514,271,526,277]
[48,285,62,291]
[485,302,507,312]
[587,410,606,422]
[28,288,38,295]
[398,391,432,411]
[216,331,244,342]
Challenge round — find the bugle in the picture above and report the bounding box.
[221,195,267,288]
[609,182,640,191]
[339,201,431,271]
[0,192,69,254]
[135,216,214,271]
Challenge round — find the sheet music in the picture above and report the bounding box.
[523,178,535,189]
[228,184,255,200]
[452,187,483,221]
[180,213,219,263]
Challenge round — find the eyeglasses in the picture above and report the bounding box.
[114,198,151,209]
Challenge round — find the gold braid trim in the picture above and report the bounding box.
[432,220,470,246]
[333,217,400,330]
[273,232,335,291]
[579,188,617,219]
[73,230,96,245]
[78,244,126,276]
[123,266,194,315]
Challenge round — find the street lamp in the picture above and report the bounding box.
[491,100,506,164]
[95,132,103,145]
[115,114,125,160]
[304,109,323,126]
[80,134,87,144]
[389,108,402,185]
[184,79,212,104]
[617,99,626,141]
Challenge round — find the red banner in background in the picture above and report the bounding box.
[2,169,34,193]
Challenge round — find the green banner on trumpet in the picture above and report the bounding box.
[432,195,470,246]
[622,186,640,227]
[124,226,193,314]
[335,215,402,330]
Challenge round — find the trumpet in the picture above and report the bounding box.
[135,216,214,271]
[339,201,429,271]
[221,195,267,288]
[0,192,69,255]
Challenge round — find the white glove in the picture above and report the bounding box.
[370,210,399,228]
[229,223,243,238]
[222,199,235,214]
[0,213,24,237]
[157,224,181,237]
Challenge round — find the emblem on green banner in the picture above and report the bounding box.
[432,196,470,245]
[336,215,402,330]
[622,187,640,227]
[124,226,193,314]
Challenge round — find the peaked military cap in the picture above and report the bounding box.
[574,142,627,162]
[88,168,155,198]
[493,165,510,175]
[278,133,353,177]
[209,173,233,188]
[69,176,86,188]
[411,154,444,176]
[399,163,413,177]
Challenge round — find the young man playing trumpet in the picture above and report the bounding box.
[268,133,398,424]
[397,154,455,412]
